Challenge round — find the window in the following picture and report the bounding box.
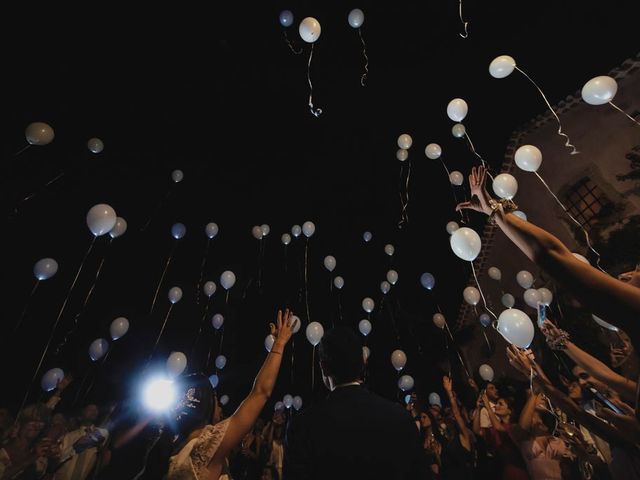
[565,177,610,228]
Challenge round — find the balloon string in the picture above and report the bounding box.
[257,240,263,291]
[148,304,174,363]
[196,239,211,305]
[358,28,369,86]
[16,235,97,422]
[482,329,492,352]
[11,172,65,217]
[444,321,471,378]
[13,280,40,333]
[219,326,225,357]
[225,290,229,306]
[290,337,295,386]
[609,101,640,127]
[140,184,173,233]
[284,245,288,275]
[514,66,579,155]
[282,30,303,55]
[458,0,469,38]
[149,243,178,316]
[311,345,315,392]
[397,163,407,228]
[402,159,412,227]
[72,369,92,407]
[79,349,113,406]
[471,261,498,321]
[534,172,605,272]
[304,238,311,323]
[12,143,32,158]
[387,299,401,344]
[191,298,212,365]
[307,44,322,117]
[337,292,343,323]
[440,158,465,222]
[443,330,452,379]
[463,130,489,172]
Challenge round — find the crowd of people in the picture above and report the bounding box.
[3,165,640,479]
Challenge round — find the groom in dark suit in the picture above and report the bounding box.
[283,327,423,479]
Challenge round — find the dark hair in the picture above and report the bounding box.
[539,409,557,432]
[262,464,280,480]
[318,327,364,385]
[173,373,215,440]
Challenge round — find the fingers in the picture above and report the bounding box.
[269,323,276,335]
[456,201,472,212]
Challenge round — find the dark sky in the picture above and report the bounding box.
[3,2,638,413]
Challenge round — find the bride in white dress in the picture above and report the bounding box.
[167,309,297,479]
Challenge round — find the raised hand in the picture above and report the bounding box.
[456,166,494,216]
[442,375,453,393]
[269,309,297,348]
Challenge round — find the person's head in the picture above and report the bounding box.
[531,408,556,437]
[494,397,514,423]
[429,404,442,421]
[485,382,499,402]
[173,374,215,440]
[567,380,583,402]
[82,404,99,424]
[261,465,280,480]
[415,404,433,430]
[18,420,44,441]
[318,327,364,390]
[571,365,608,394]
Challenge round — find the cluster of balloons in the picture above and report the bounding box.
[252,224,271,239]
[86,203,121,237]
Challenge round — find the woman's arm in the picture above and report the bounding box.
[483,392,505,432]
[442,376,471,450]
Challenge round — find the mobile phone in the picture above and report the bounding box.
[588,387,623,414]
[537,302,547,328]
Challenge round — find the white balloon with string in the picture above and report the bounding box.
[538,288,553,306]
[446,98,468,122]
[581,76,638,126]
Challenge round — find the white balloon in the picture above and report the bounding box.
[302,221,315,237]
[363,231,372,242]
[446,221,459,235]
[488,267,502,281]
[449,171,464,186]
[333,276,344,290]
[592,314,619,332]
[397,134,413,149]
[362,346,370,361]
[489,55,516,79]
[109,217,127,238]
[274,401,285,411]
[446,98,469,122]
[209,374,219,389]
[398,375,414,392]
[362,297,375,313]
[291,225,302,237]
[203,281,217,297]
[538,287,553,306]
[424,143,442,160]
[432,313,446,329]
[86,204,117,236]
[220,271,236,290]
[420,273,435,290]
[463,286,481,306]
[87,137,104,154]
[502,293,515,308]
[384,244,395,256]
[110,317,129,340]
[292,315,301,333]
[171,223,186,240]
[380,280,391,294]
[205,222,219,239]
[515,145,542,172]
[25,122,55,145]
[451,123,466,138]
[524,288,542,308]
[306,321,324,346]
[261,224,271,237]
[88,338,109,361]
[516,270,534,289]
[348,8,365,28]
[283,394,294,409]
[581,76,618,105]
[492,173,518,199]
[428,392,441,407]
[450,227,482,261]
[279,9,294,27]
[497,308,535,348]
[479,364,494,381]
[281,233,291,245]
[293,395,303,411]
[573,253,590,265]
[299,17,321,43]
[167,351,187,377]
[34,258,58,280]
[358,319,372,336]
[252,225,263,239]
[512,210,528,221]
[391,349,407,371]
[323,255,336,272]
[220,395,229,406]
[386,270,398,285]
[211,314,224,330]
[264,334,275,352]
[171,169,184,183]
[41,368,64,392]
[215,355,227,370]
[168,287,183,304]
[396,149,409,162]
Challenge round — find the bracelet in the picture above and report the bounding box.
[488,199,518,224]
[545,329,571,350]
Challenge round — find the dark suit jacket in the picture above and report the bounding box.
[283,385,424,479]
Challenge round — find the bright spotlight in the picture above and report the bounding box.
[142,377,176,412]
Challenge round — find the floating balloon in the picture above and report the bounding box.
[391,349,407,371]
[171,169,184,183]
[209,374,219,389]
[203,281,217,298]
[420,272,435,290]
[89,338,109,361]
[432,313,446,329]
[450,227,482,261]
[110,317,129,340]
[358,319,372,336]
[261,224,271,237]
[171,223,186,240]
[25,122,55,146]
[446,98,469,122]
[362,297,375,313]
[274,401,284,411]
[581,76,617,105]
[168,287,183,304]
[279,9,294,27]
[397,134,413,149]
[592,314,619,332]
[479,313,491,327]
[386,270,398,285]
[205,222,219,239]
[449,171,464,186]
[215,355,227,370]
[497,308,534,348]
[281,233,291,245]
[512,211,528,221]
[492,173,518,200]
[41,368,64,392]
[516,270,534,289]
[306,321,324,346]
[252,225,263,239]
[428,392,442,407]
[292,315,301,333]
[220,271,236,290]
[283,394,293,409]
[87,204,117,236]
[87,138,104,154]
[362,346,370,361]
[34,258,58,280]
[446,221,459,235]
[479,364,494,381]
[347,8,365,28]
[463,286,481,306]
[109,217,127,239]
[396,149,408,162]
[489,55,516,79]
[398,375,414,392]
[488,267,502,281]
[572,253,590,265]
[324,255,336,272]
[333,276,344,289]
[293,395,303,410]
[404,394,412,404]
[524,288,542,308]
[220,395,229,406]
[299,17,321,43]
[363,231,372,242]
[302,221,315,237]
[211,314,224,330]
[291,225,302,237]
[451,123,466,138]
[380,281,391,294]
[424,143,442,160]
[264,334,275,352]
[538,288,553,306]
[384,244,395,256]
[502,293,515,308]
[167,351,187,377]
[515,145,542,172]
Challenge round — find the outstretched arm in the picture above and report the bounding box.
[443,376,471,451]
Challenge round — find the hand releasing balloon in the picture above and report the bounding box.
[299,17,321,43]
[347,8,365,28]
[450,227,481,261]
[515,145,542,172]
[25,122,55,145]
[87,204,117,236]
[167,352,187,377]
[581,76,617,105]
[362,346,370,362]
[34,258,58,280]
[497,309,534,348]
[446,98,469,122]
[489,55,516,79]
[397,134,413,149]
